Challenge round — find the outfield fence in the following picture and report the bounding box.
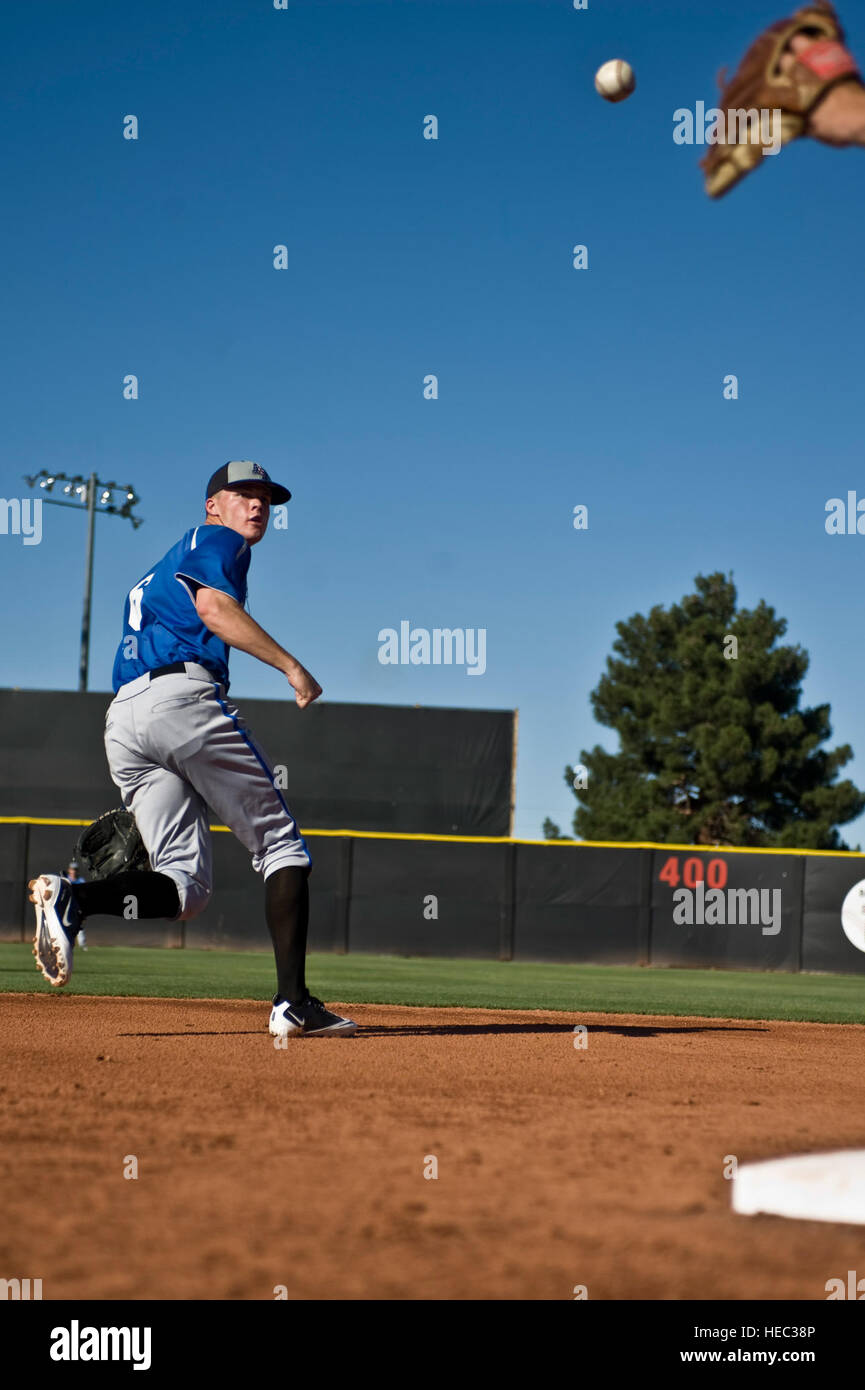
[2,819,865,975]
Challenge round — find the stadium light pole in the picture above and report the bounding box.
[23,469,143,691]
[80,474,97,695]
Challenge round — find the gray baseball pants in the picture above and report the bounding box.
[103,661,310,920]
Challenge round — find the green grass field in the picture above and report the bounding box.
[1,941,864,1023]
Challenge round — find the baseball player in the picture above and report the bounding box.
[702,2,865,197]
[65,862,87,950]
[29,460,356,1038]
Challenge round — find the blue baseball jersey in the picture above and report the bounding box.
[111,525,251,693]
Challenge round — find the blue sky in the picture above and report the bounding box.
[3,0,865,843]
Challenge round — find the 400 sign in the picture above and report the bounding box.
[658,856,729,890]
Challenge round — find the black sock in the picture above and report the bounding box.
[72,872,181,920]
[265,866,310,1003]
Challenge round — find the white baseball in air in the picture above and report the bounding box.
[840,878,865,953]
[594,59,635,103]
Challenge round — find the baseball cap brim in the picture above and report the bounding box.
[206,462,291,505]
[226,480,291,505]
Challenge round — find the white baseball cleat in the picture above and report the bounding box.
[29,874,81,987]
[269,994,357,1038]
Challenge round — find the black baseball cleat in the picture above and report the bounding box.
[269,993,357,1038]
[29,874,82,987]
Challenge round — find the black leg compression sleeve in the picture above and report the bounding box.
[72,872,181,921]
[265,865,310,1004]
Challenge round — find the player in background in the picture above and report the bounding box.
[65,862,86,950]
[30,461,356,1038]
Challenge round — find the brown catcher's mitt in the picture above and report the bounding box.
[702,1,862,197]
[75,807,151,881]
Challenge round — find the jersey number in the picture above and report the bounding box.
[128,574,154,632]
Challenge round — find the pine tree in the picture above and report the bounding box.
[558,572,864,849]
[542,817,568,840]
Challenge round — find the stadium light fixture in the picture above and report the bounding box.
[21,469,144,690]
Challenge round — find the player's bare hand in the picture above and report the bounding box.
[287,665,322,709]
[783,33,865,147]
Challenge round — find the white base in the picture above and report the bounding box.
[732,1150,865,1226]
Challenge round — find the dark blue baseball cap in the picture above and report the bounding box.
[206,460,291,505]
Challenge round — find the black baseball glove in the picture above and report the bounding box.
[74,808,151,881]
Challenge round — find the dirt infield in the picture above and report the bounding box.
[2,992,865,1301]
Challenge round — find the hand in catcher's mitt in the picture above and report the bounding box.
[702,1,863,197]
[75,808,151,881]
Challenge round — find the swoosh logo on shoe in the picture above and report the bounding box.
[273,1007,303,1030]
